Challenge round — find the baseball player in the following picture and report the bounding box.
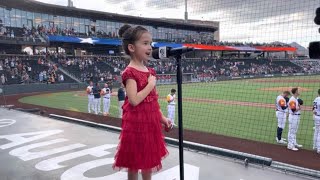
[118,83,126,118]
[287,88,303,151]
[313,89,320,154]
[167,89,177,126]
[101,83,111,116]
[275,91,290,144]
[92,83,101,115]
[86,81,94,113]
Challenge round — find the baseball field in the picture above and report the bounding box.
[18,75,320,149]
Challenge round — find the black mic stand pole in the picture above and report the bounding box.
[175,54,184,180]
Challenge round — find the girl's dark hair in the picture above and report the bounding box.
[118,24,148,55]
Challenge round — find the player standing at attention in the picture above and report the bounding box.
[86,81,94,113]
[275,91,290,144]
[313,89,320,154]
[101,83,111,116]
[92,83,101,115]
[167,88,177,126]
[112,24,172,180]
[287,88,303,151]
[118,83,126,118]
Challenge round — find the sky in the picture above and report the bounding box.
[35,0,320,48]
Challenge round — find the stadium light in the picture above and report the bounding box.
[184,0,188,22]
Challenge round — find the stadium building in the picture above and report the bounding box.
[0,0,296,57]
[0,0,220,55]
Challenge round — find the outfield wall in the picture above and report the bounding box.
[0,83,87,96]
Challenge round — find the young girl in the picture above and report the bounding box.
[113,24,172,180]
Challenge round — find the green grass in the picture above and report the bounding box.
[19,75,320,149]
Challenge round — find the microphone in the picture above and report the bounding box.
[152,47,194,59]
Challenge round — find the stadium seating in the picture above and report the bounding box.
[52,56,115,83]
[291,59,320,73]
[0,55,75,85]
[2,54,317,85]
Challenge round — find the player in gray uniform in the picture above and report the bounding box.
[92,83,101,115]
[313,89,320,154]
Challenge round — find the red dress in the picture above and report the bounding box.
[113,67,169,172]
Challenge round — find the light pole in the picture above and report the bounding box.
[184,0,188,22]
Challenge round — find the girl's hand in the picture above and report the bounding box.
[148,75,156,88]
[162,117,173,132]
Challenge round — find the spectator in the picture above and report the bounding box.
[27,65,32,73]
[10,30,14,38]
[22,72,30,84]
[59,74,64,82]
[1,74,6,85]
[39,71,44,82]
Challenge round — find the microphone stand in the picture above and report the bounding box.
[175,54,184,180]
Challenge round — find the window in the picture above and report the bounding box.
[73,17,80,32]
[20,10,27,27]
[26,11,33,20]
[58,16,65,29]
[10,9,17,27]
[41,13,49,28]
[34,13,41,26]
[4,9,11,27]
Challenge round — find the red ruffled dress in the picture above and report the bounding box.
[113,67,169,172]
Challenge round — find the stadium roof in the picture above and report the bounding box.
[0,0,218,33]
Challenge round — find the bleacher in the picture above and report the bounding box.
[1,53,317,85]
[291,59,320,73]
[0,25,47,45]
[105,55,306,77]
[52,56,115,83]
[0,55,76,85]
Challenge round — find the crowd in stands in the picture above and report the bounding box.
[51,55,116,83]
[1,52,320,85]
[210,41,291,47]
[105,56,302,78]
[292,60,320,74]
[0,55,64,85]
[0,19,40,42]
[213,59,302,78]
[0,19,44,43]
[170,38,292,47]
[35,24,118,39]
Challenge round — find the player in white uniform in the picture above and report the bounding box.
[101,83,111,116]
[167,89,176,126]
[313,89,320,154]
[275,91,290,144]
[287,88,303,151]
[86,81,94,113]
